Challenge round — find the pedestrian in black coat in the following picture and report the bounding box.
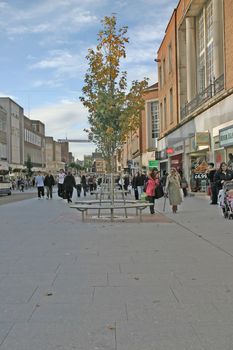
[214,162,233,194]
[63,170,76,203]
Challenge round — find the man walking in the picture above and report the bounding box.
[44,170,55,199]
[63,169,76,203]
[35,171,45,199]
[58,169,65,198]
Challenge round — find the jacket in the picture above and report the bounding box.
[165,174,182,205]
[214,170,233,190]
[64,174,76,191]
[146,177,159,197]
[44,175,55,187]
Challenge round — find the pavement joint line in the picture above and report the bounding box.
[50,272,59,287]
[125,303,129,321]
[91,287,95,304]
[26,286,39,303]
[54,263,61,274]
[189,322,205,350]
[0,322,15,347]
[118,263,122,273]
[107,272,109,286]
[164,213,233,259]
[27,304,39,322]
[173,271,183,287]
[169,286,180,303]
[114,321,117,350]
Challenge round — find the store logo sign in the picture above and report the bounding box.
[166,147,174,154]
[219,126,233,147]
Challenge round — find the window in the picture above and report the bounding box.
[163,59,166,84]
[197,0,214,91]
[151,101,159,139]
[169,88,173,123]
[159,66,162,88]
[168,43,172,73]
[160,103,163,132]
[0,115,6,132]
[164,98,167,129]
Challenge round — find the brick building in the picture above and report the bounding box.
[156,0,233,190]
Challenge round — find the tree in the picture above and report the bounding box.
[69,162,84,171]
[25,155,33,177]
[80,15,148,171]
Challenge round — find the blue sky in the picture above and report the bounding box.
[0,0,177,160]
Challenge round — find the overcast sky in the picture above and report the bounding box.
[0,0,177,160]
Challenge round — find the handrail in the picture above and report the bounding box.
[181,74,224,120]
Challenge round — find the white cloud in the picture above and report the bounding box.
[32,80,63,88]
[30,99,95,159]
[29,49,87,80]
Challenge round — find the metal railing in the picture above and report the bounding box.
[180,74,224,120]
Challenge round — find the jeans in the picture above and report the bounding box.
[46,186,53,198]
[37,186,44,198]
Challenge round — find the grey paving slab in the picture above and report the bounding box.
[1,193,233,349]
[116,320,204,350]
[93,285,176,305]
[0,321,116,350]
[53,272,108,288]
[0,322,14,347]
[190,321,233,350]
[0,303,35,323]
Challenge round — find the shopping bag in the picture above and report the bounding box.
[154,184,164,199]
[140,192,149,202]
[180,188,184,201]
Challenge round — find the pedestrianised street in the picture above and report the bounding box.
[0,193,233,349]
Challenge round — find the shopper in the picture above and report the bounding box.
[44,170,55,199]
[35,171,45,199]
[58,169,65,198]
[63,169,76,203]
[214,162,233,194]
[165,168,182,213]
[74,172,82,198]
[206,163,217,204]
[145,169,159,214]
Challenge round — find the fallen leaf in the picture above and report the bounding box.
[107,325,116,330]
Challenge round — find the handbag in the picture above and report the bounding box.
[180,188,184,201]
[140,192,149,202]
[154,183,164,199]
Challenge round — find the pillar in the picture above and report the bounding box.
[186,17,197,102]
[212,0,224,79]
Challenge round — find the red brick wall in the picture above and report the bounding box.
[224,0,233,90]
[140,87,158,154]
[157,11,178,138]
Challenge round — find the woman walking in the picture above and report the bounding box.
[214,162,233,194]
[145,169,160,214]
[165,168,182,213]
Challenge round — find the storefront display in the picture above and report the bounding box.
[190,156,208,192]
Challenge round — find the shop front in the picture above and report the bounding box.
[187,133,210,192]
[219,124,233,167]
[168,141,184,175]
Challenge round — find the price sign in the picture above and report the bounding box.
[194,173,207,180]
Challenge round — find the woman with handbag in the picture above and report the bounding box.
[165,168,182,213]
[145,169,160,214]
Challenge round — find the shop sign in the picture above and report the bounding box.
[166,147,174,155]
[219,126,233,147]
[148,160,159,168]
[194,173,207,180]
[195,132,210,146]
